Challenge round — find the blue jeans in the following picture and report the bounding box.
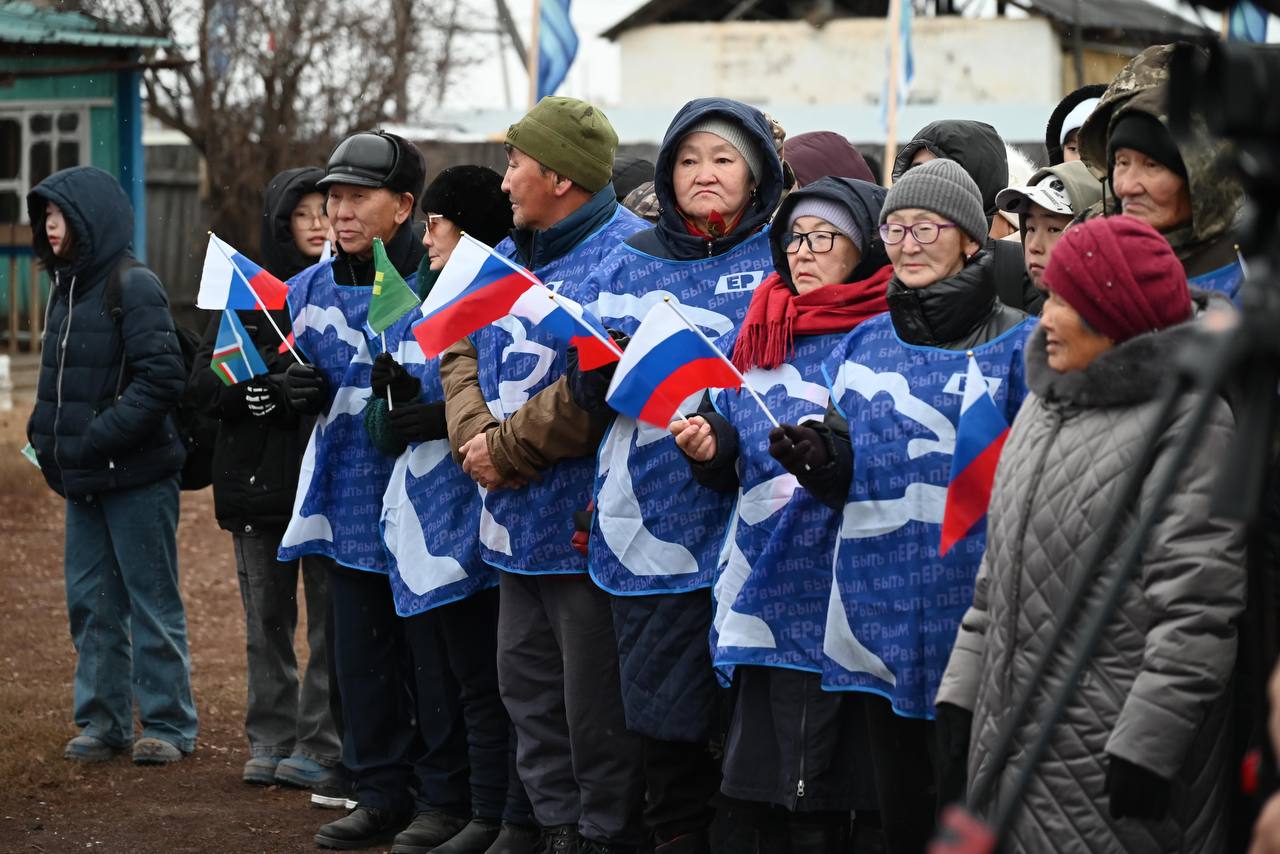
[64,477,197,752]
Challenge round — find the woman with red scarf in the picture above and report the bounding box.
[670,177,891,852]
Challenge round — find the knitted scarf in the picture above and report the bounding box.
[730,266,893,373]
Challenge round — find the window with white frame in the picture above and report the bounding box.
[0,105,92,225]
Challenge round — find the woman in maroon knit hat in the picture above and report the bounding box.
[936,214,1246,853]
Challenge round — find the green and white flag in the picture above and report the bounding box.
[365,237,421,337]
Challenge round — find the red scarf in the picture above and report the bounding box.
[730,266,893,373]
[681,207,748,240]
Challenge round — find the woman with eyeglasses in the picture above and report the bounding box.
[667,177,890,851]
[767,158,1035,853]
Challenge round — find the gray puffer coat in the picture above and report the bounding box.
[937,312,1246,853]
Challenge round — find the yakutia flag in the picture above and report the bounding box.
[211,310,269,386]
[411,233,533,358]
[198,234,289,310]
[510,285,621,370]
[605,301,740,428]
[940,353,1010,556]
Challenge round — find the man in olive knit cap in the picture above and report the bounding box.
[439,96,647,854]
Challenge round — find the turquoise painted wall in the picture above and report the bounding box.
[0,58,124,326]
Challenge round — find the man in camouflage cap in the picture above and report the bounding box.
[1076,43,1244,298]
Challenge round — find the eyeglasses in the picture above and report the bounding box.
[878,222,959,245]
[783,231,844,254]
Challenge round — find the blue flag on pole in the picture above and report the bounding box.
[880,0,915,134]
[1229,0,1269,41]
[538,0,579,99]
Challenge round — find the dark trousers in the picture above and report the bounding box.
[643,736,721,843]
[496,571,644,847]
[232,530,339,764]
[721,667,870,814]
[862,695,938,854]
[327,560,466,815]
[405,587,532,824]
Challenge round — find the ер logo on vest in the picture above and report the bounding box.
[714,271,765,295]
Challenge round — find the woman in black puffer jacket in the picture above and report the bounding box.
[27,165,196,766]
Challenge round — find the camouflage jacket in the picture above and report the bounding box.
[1077,44,1243,278]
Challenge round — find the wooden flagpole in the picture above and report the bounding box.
[527,0,542,110]
[883,0,904,187]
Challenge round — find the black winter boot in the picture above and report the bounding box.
[486,822,540,854]
[429,818,502,853]
[315,806,413,850]
[539,825,579,854]
[390,809,470,854]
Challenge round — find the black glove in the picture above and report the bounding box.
[283,363,328,415]
[767,424,830,474]
[935,702,973,807]
[371,352,421,404]
[387,401,448,443]
[258,341,295,374]
[243,377,283,418]
[566,330,629,415]
[1106,755,1171,821]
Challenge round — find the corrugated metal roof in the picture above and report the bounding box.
[0,1,170,49]
[1007,0,1210,40]
[602,0,1210,43]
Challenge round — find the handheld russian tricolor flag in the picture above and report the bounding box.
[606,299,778,429]
[940,353,1010,556]
[198,234,289,311]
[210,310,269,386]
[199,233,302,363]
[411,233,539,358]
[510,286,622,370]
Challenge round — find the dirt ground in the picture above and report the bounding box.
[0,403,342,854]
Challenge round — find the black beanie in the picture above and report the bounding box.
[1108,113,1187,179]
[420,165,513,248]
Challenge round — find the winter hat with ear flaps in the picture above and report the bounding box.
[505,96,619,193]
[318,130,426,199]
[880,158,988,245]
[1041,215,1191,344]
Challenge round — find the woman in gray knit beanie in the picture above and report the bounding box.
[880,158,987,288]
[871,157,1027,345]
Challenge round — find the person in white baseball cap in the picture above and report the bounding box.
[996,159,1102,295]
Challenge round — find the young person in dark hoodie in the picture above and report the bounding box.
[562,98,784,854]
[669,177,891,852]
[892,119,1042,314]
[27,166,197,767]
[768,160,1034,854]
[276,132,469,852]
[189,166,341,790]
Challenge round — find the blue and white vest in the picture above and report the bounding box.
[820,314,1035,717]
[710,331,846,684]
[471,206,646,575]
[570,229,775,595]
[278,260,416,573]
[1189,259,1243,304]
[380,311,497,616]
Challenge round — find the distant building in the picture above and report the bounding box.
[0,1,171,352]
[594,0,1210,143]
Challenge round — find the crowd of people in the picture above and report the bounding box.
[23,40,1276,854]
